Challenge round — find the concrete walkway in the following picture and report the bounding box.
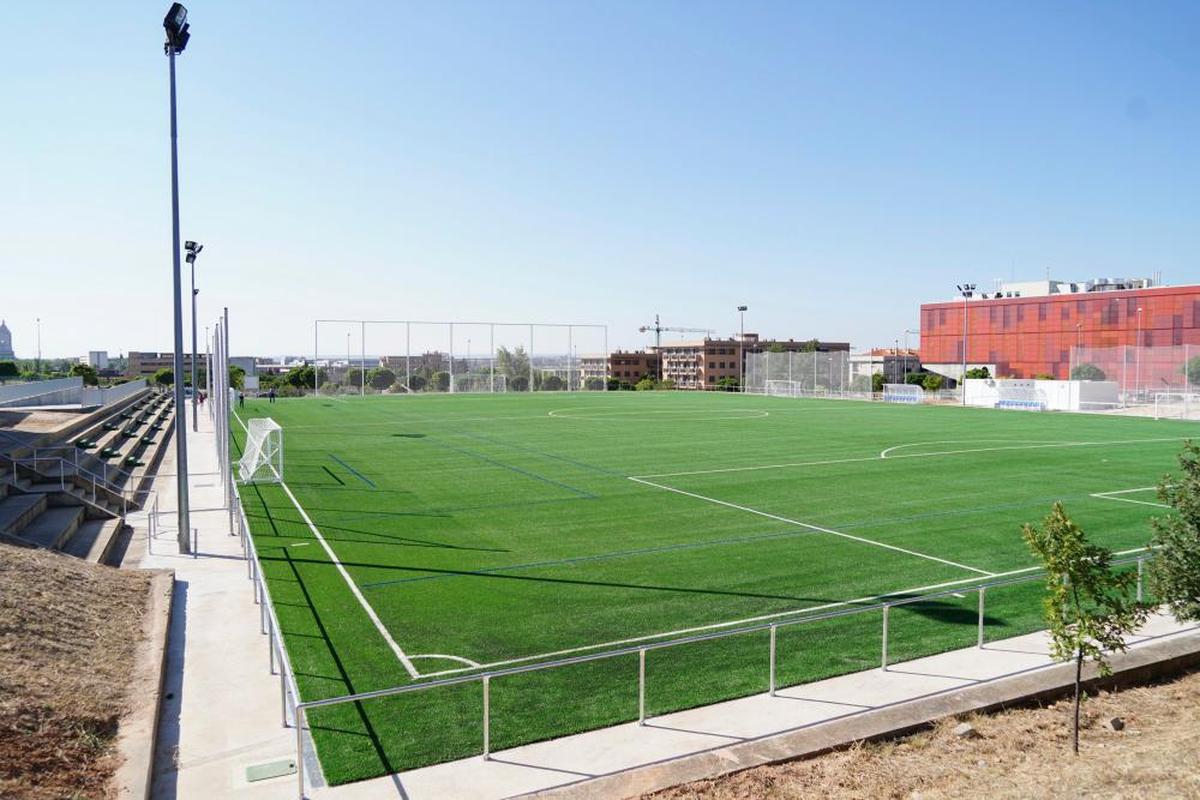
[138,405,1200,800]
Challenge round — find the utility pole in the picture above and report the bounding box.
[956,283,975,405]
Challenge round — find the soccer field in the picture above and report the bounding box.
[233,391,1187,785]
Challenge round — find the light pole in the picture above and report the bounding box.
[346,331,351,392]
[35,317,41,375]
[956,284,975,405]
[1136,306,1144,398]
[904,328,919,383]
[185,241,203,431]
[164,3,192,554]
[737,305,748,391]
[205,324,211,415]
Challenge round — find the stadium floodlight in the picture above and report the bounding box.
[956,283,975,405]
[185,241,203,431]
[164,2,194,552]
[163,3,190,53]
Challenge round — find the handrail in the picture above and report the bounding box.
[278,549,1154,798]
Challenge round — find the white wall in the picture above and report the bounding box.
[964,379,1119,411]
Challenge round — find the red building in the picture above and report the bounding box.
[920,280,1200,389]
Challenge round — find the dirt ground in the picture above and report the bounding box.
[0,543,154,800]
[647,667,1200,800]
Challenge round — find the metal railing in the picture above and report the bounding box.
[267,550,1154,799]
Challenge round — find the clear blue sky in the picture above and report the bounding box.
[2,1,1197,358]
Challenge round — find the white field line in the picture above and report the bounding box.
[548,409,770,421]
[277,481,422,679]
[417,543,1157,680]
[636,437,1190,480]
[628,476,993,576]
[1090,486,1170,509]
[409,653,483,667]
[880,439,1052,459]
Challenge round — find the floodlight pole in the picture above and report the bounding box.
[1135,307,1143,399]
[957,284,974,406]
[166,34,191,554]
[737,305,748,392]
[189,252,199,431]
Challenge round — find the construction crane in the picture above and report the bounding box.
[638,314,717,381]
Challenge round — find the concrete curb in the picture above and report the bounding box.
[114,569,175,800]
[527,627,1200,800]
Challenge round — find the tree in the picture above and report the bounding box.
[1149,442,1200,622]
[70,363,99,386]
[922,373,944,392]
[767,342,786,354]
[229,364,246,390]
[286,365,316,390]
[496,346,531,385]
[904,372,926,386]
[1071,363,1106,382]
[634,377,656,391]
[431,371,450,392]
[0,361,17,382]
[964,366,990,379]
[585,377,606,391]
[153,367,174,387]
[368,367,396,391]
[799,338,820,353]
[871,372,885,393]
[716,376,740,392]
[1022,503,1149,753]
[407,374,427,392]
[1033,373,1056,381]
[1184,356,1200,387]
[606,376,621,391]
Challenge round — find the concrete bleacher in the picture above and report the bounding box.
[0,389,177,566]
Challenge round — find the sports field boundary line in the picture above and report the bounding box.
[634,436,1190,479]
[276,481,422,679]
[233,409,422,680]
[628,475,994,577]
[413,543,1156,679]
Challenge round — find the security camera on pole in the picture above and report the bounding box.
[164,3,192,553]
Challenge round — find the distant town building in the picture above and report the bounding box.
[0,320,14,360]
[578,355,607,384]
[608,351,661,385]
[127,351,200,377]
[849,348,920,384]
[81,351,109,369]
[660,335,850,389]
[920,276,1200,385]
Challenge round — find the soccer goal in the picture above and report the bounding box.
[766,380,803,398]
[238,418,283,484]
[450,373,508,394]
[1154,392,1200,420]
[883,384,923,404]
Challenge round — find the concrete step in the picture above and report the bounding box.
[0,493,49,536]
[19,506,85,549]
[22,483,121,516]
[62,518,125,563]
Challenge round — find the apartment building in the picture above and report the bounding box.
[663,335,850,389]
[607,350,660,384]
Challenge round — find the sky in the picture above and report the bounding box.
[1,0,1198,359]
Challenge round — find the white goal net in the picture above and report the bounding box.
[765,380,802,398]
[238,418,283,484]
[450,373,507,394]
[883,384,923,404]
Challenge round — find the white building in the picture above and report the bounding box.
[0,320,14,360]
[81,351,109,369]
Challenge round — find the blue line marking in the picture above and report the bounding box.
[427,439,596,499]
[329,453,377,488]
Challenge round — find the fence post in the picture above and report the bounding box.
[1136,558,1144,602]
[977,587,986,648]
[482,675,491,760]
[881,604,890,671]
[638,648,646,725]
[279,649,289,728]
[269,616,277,675]
[769,625,777,697]
[296,706,306,799]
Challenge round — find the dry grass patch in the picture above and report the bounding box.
[0,543,154,800]
[647,667,1200,800]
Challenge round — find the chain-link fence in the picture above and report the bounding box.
[309,320,609,396]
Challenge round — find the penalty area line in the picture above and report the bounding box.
[627,476,994,577]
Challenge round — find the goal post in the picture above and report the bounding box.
[883,383,923,404]
[238,418,283,484]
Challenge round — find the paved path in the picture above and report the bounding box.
[139,405,1200,800]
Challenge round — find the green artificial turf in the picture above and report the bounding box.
[231,391,1188,785]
